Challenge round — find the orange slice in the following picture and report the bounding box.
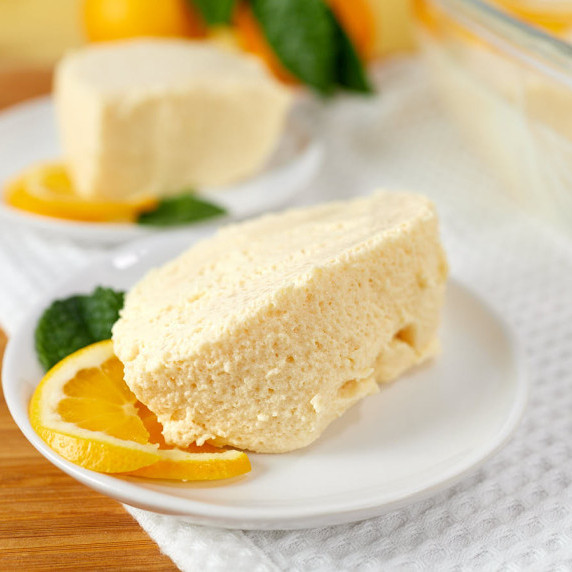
[128,447,251,481]
[30,340,159,473]
[5,162,158,223]
[30,340,251,480]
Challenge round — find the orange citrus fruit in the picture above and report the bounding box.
[30,340,251,481]
[234,0,376,83]
[84,0,207,42]
[4,163,158,223]
[30,340,159,473]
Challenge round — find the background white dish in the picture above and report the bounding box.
[2,229,527,530]
[0,97,323,244]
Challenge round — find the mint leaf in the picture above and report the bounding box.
[81,287,125,341]
[137,193,226,227]
[35,287,125,371]
[328,9,373,93]
[251,0,336,95]
[189,0,235,25]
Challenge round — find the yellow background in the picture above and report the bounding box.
[0,0,413,70]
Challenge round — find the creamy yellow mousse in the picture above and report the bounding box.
[113,192,448,453]
[55,39,292,201]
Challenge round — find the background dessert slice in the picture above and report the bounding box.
[55,38,292,201]
[113,192,448,453]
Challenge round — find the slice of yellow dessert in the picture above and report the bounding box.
[55,39,292,201]
[113,192,448,453]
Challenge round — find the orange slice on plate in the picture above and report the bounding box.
[5,163,158,223]
[30,340,251,480]
[128,446,251,481]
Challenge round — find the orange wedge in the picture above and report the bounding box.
[5,162,158,223]
[30,340,251,481]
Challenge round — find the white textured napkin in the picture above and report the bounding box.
[2,59,572,570]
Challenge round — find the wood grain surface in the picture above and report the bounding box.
[0,72,177,571]
[0,68,53,110]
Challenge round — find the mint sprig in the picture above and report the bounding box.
[189,0,235,25]
[251,0,336,95]
[329,7,373,94]
[190,0,373,94]
[35,287,125,371]
[137,193,226,227]
[250,0,372,95]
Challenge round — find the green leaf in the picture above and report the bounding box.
[137,192,226,227]
[81,287,125,341]
[35,287,125,371]
[189,0,235,25]
[328,8,373,93]
[251,0,336,95]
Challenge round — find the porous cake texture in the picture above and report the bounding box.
[113,192,448,453]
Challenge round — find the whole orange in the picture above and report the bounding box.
[84,0,206,42]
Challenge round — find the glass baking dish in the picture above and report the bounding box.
[415,0,572,231]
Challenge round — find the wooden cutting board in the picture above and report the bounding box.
[0,73,176,570]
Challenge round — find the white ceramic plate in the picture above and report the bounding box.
[2,229,527,530]
[0,97,323,244]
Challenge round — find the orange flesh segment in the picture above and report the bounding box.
[57,357,150,444]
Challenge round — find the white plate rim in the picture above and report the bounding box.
[0,96,324,244]
[2,230,528,529]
